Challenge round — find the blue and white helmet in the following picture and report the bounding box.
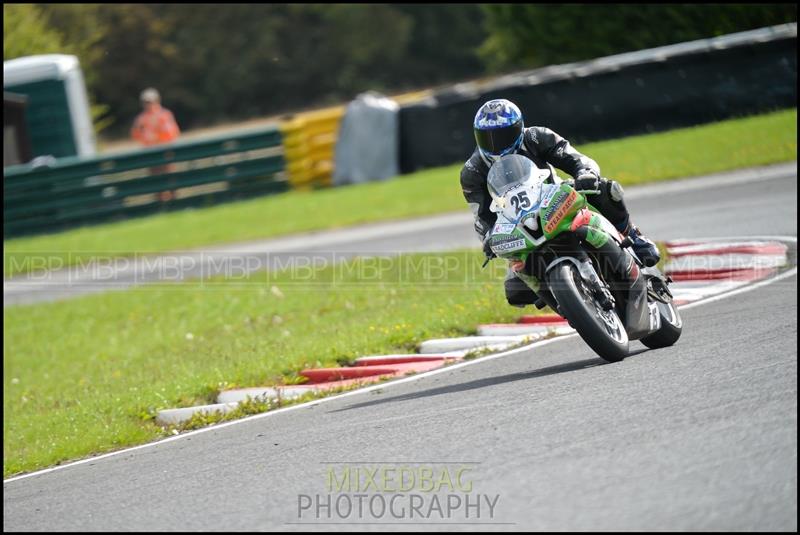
[473,99,524,163]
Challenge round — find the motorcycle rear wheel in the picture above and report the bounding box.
[547,262,629,363]
[640,300,683,349]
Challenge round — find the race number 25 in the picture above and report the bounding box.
[510,191,531,210]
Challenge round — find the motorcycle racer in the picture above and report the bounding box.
[461,98,660,307]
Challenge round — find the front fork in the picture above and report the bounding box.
[576,260,615,310]
[518,236,617,313]
[550,257,615,311]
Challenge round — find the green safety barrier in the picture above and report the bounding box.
[3,126,287,238]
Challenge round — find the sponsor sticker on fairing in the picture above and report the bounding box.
[544,189,578,234]
[540,187,559,208]
[493,223,516,234]
[492,238,526,253]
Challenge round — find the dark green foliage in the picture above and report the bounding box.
[28,4,489,137]
[5,4,795,138]
[3,4,66,60]
[479,4,798,70]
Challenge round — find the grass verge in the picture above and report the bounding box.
[4,250,525,477]
[4,108,796,278]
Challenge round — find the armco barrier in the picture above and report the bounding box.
[3,126,286,238]
[399,23,797,173]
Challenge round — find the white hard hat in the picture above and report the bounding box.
[140,88,160,103]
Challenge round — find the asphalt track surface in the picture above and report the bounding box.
[3,162,798,531]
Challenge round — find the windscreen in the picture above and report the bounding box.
[487,154,543,198]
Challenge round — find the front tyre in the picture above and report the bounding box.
[547,262,629,363]
[640,300,682,349]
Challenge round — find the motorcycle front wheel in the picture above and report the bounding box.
[547,262,629,363]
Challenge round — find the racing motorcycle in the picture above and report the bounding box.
[484,154,682,363]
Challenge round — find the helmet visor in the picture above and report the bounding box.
[474,120,523,155]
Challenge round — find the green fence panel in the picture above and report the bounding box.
[4,125,287,238]
[4,127,282,193]
[4,155,284,214]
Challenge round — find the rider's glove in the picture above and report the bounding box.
[573,170,602,195]
[482,234,496,259]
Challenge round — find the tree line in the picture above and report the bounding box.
[4,4,796,139]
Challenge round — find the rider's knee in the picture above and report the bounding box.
[592,178,629,231]
[607,179,625,202]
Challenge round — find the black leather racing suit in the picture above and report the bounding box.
[460,126,632,307]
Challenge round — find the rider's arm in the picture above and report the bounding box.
[460,159,496,241]
[528,126,600,179]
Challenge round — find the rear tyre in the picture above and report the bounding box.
[640,300,682,349]
[547,262,629,362]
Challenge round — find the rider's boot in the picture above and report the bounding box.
[505,269,538,308]
[621,223,661,267]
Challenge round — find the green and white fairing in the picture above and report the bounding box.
[486,155,622,289]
